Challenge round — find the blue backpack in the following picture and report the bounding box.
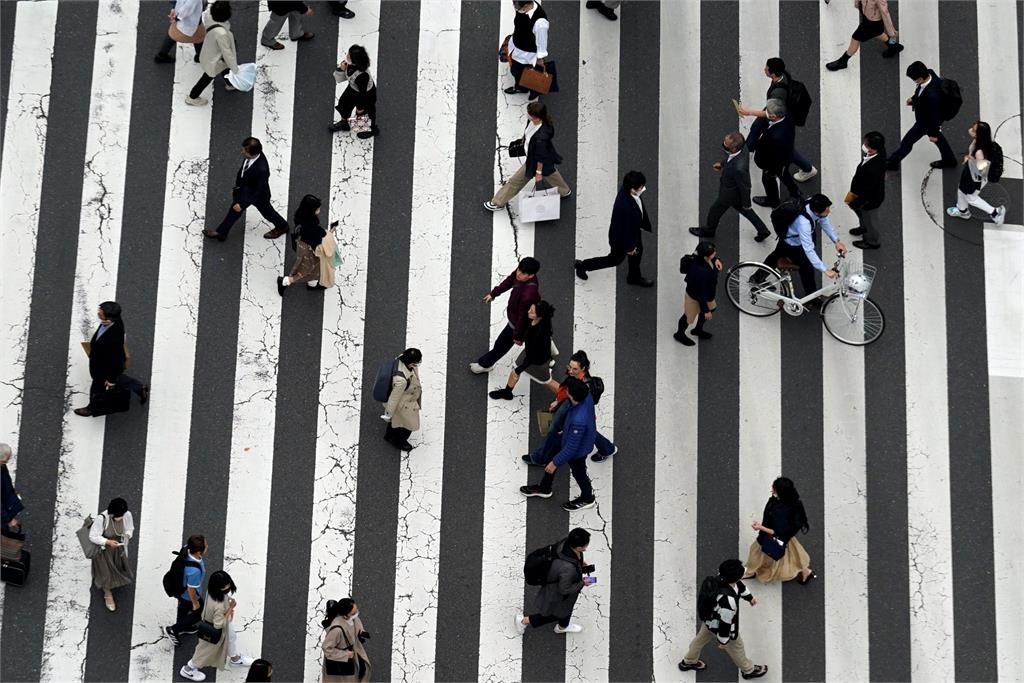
[372,359,402,402]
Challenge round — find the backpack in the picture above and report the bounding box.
[938,77,963,121]
[588,376,605,406]
[988,142,1004,183]
[779,76,813,126]
[524,541,561,586]
[679,253,696,274]
[697,575,723,621]
[770,198,806,240]
[161,547,201,598]
[371,358,403,403]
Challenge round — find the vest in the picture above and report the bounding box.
[346,67,375,93]
[512,4,547,54]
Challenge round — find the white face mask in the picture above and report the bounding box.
[634,186,646,197]
[347,611,359,622]
[862,144,871,155]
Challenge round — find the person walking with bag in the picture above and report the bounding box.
[516,527,594,635]
[155,0,204,64]
[504,0,551,101]
[825,0,903,71]
[743,477,816,585]
[489,301,555,400]
[186,1,239,106]
[381,348,422,452]
[886,60,958,171]
[73,301,149,418]
[179,570,257,681]
[485,102,571,211]
[470,257,541,374]
[329,45,379,139]
[277,194,326,295]
[206,137,291,241]
[321,598,371,682]
[674,241,722,347]
[575,171,655,287]
[87,497,134,612]
[946,120,1007,225]
[164,534,208,646]
[261,1,314,51]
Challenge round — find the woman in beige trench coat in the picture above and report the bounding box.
[321,598,371,682]
[179,571,257,682]
[381,348,422,452]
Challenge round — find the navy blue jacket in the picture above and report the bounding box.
[911,70,945,135]
[1,464,23,526]
[522,124,563,179]
[684,258,720,313]
[89,320,127,384]
[232,154,273,206]
[750,115,795,171]
[607,188,653,252]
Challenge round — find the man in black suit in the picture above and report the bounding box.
[886,60,957,170]
[74,302,149,417]
[690,131,771,242]
[748,99,800,209]
[205,137,290,241]
[848,131,887,249]
[575,170,654,288]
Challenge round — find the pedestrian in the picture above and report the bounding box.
[155,0,204,64]
[520,378,597,511]
[743,477,817,585]
[674,241,722,347]
[585,0,619,21]
[164,534,208,646]
[261,2,313,50]
[1,444,23,531]
[205,137,291,242]
[320,598,371,682]
[763,194,847,297]
[516,527,594,634]
[246,659,274,682]
[73,302,150,418]
[504,0,550,100]
[886,60,958,170]
[327,1,355,19]
[575,170,655,287]
[736,58,817,183]
[847,131,888,249]
[329,45,379,139]
[381,348,422,453]
[277,194,326,295]
[185,1,238,107]
[179,570,257,681]
[489,300,555,399]
[485,102,571,211]
[747,100,800,209]
[677,559,768,679]
[525,351,616,466]
[469,257,541,374]
[88,497,135,612]
[826,0,903,71]
[946,121,1007,225]
[689,131,771,242]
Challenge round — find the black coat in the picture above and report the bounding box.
[1,464,23,527]
[89,320,126,384]
[684,258,720,312]
[522,124,563,180]
[531,539,585,619]
[607,188,653,252]
[717,152,753,207]
[232,154,273,206]
[911,70,946,135]
[519,320,553,368]
[267,1,308,14]
[849,155,886,210]
[750,115,795,171]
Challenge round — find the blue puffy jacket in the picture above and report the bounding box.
[552,394,597,467]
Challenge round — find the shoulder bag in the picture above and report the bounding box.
[76,515,102,560]
[508,121,530,158]
[197,617,223,644]
[323,624,357,676]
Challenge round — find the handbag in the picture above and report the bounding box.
[226,63,257,92]
[76,515,101,560]
[757,532,786,561]
[1,525,25,562]
[536,410,554,436]
[518,62,553,95]
[518,183,561,223]
[168,19,206,44]
[507,122,530,158]
[323,625,356,676]
[498,34,512,63]
[197,618,223,644]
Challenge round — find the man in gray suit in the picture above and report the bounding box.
[690,132,771,242]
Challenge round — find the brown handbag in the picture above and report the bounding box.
[518,64,553,95]
[168,20,206,44]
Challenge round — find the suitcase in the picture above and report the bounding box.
[1,525,25,560]
[89,386,131,417]
[1,548,30,586]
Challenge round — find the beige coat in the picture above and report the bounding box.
[199,9,239,77]
[383,361,421,431]
[314,230,338,289]
[321,615,371,682]
[189,596,231,669]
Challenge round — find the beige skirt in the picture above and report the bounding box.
[745,536,811,584]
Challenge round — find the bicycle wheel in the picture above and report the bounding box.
[820,294,885,345]
[726,262,785,317]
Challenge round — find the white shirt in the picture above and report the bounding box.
[727,150,741,163]
[509,3,550,66]
[89,510,135,549]
[523,120,542,147]
[767,115,784,128]
[241,156,255,174]
[632,193,644,215]
[174,0,204,37]
[915,75,932,97]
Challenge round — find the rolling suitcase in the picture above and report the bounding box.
[1,548,31,586]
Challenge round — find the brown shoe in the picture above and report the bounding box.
[74,407,93,417]
[263,41,285,50]
[264,227,288,239]
[293,32,314,42]
[204,230,226,241]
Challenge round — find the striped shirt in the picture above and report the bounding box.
[705,581,754,644]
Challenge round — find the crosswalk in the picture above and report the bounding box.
[1,1,1022,682]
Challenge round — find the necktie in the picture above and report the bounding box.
[241,158,252,175]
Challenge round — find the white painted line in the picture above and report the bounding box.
[218,2,295,664]
[38,3,139,680]
[897,3,956,679]
[302,2,381,679]
[982,227,1024,378]
[388,3,460,680]
[976,1,1022,179]
[128,42,214,683]
[652,1,701,680]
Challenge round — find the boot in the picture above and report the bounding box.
[489,386,514,400]
[692,316,712,340]
[882,42,904,59]
[672,316,695,346]
[825,52,851,71]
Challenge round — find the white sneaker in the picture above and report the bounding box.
[180,665,207,681]
[793,166,818,182]
[992,206,1006,226]
[184,96,208,106]
[469,362,491,374]
[515,614,527,635]
[229,654,256,667]
[945,206,971,220]
[483,201,502,212]
[554,623,583,634]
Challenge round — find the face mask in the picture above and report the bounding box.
[862,144,871,155]
[347,611,359,622]
[634,187,646,197]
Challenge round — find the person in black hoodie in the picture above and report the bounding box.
[847,131,887,249]
[675,241,722,346]
[886,60,957,170]
[277,194,326,295]
[73,302,149,417]
[489,300,555,399]
[485,102,571,210]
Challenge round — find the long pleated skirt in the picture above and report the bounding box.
[744,536,811,584]
[92,547,134,590]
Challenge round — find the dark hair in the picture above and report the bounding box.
[808,193,832,214]
[207,570,237,602]
[567,527,590,548]
[906,60,928,81]
[526,101,553,127]
[513,0,533,8]
[565,376,590,403]
[348,44,370,71]
[773,476,810,534]
[533,300,555,321]
[973,121,994,158]
[210,0,232,22]
[242,137,263,156]
[107,497,128,518]
[245,659,273,682]
[294,194,322,225]
[99,301,122,320]
[569,350,591,370]
[400,348,422,366]
[517,256,540,276]
[719,558,745,583]
[695,241,716,258]
[622,170,646,191]
[322,598,356,628]
[186,534,206,554]
[863,131,886,156]
[765,57,786,77]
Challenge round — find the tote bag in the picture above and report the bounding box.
[519,186,561,223]
[77,515,101,560]
[226,63,257,92]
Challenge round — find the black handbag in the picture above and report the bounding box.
[758,532,786,561]
[197,619,222,644]
[323,625,356,676]
[507,122,529,158]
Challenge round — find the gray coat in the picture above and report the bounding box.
[717,152,753,208]
[531,540,585,619]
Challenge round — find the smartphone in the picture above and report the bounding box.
[585,576,597,585]
[330,220,340,229]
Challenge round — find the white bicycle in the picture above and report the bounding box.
[725,253,885,345]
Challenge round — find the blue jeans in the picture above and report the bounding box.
[791,147,813,173]
[477,322,515,369]
[526,401,615,465]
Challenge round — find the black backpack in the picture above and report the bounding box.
[780,76,813,126]
[161,547,201,598]
[988,142,1004,183]
[697,575,723,621]
[588,376,605,405]
[770,198,806,240]
[679,253,696,274]
[524,541,561,586]
[938,77,963,121]
[371,358,403,403]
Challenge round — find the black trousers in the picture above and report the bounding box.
[385,424,411,446]
[170,596,203,635]
[538,458,594,501]
[214,196,289,238]
[477,322,515,368]
[580,242,644,282]
[764,241,818,296]
[887,120,956,166]
[159,36,203,59]
[189,68,228,100]
[760,165,801,207]
[705,198,770,236]
[336,87,377,126]
[88,374,144,405]
[528,613,572,628]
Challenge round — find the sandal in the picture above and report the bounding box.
[677,660,706,671]
[798,571,817,586]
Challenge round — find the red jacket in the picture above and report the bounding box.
[489,271,540,343]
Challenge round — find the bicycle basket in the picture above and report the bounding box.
[842,263,876,300]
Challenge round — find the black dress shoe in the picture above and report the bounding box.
[673,331,695,346]
[849,227,865,235]
[688,227,714,238]
[504,86,528,95]
[139,385,150,405]
[332,6,355,18]
[754,231,771,242]
[154,52,175,64]
[356,126,379,139]
[852,240,880,250]
[752,196,776,208]
[329,120,351,133]
[74,407,93,417]
[588,2,618,20]
[930,159,957,169]
[204,230,225,241]
[626,277,655,288]
[574,260,588,281]
[276,276,286,297]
